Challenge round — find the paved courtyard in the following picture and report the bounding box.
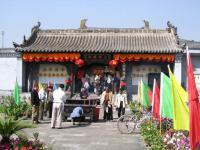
[24,109,147,150]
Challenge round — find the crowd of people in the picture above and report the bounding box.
[101,87,128,121]
[30,73,128,128]
[80,73,126,96]
[30,83,69,128]
[80,73,128,121]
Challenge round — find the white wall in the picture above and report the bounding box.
[0,58,17,90]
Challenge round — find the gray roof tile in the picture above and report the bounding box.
[15,28,182,53]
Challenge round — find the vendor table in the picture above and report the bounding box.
[64,94,100,121]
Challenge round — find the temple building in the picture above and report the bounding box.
[12,20,184,100]
[180,39,200,91]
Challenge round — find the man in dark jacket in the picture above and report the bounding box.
[31,84,40,124]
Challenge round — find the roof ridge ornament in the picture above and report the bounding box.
[80,19,87,29]
[142,20,150,30]
[13,21,41,48]
[167,21,177,35]
[167,21,180,46]
[31,21,41,33]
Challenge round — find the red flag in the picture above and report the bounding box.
[148,90,152,104]
[187,50,200,150]
[152,79,160,119]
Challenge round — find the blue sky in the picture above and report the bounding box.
[0,0,200,47]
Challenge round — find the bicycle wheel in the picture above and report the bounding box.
[117,115,136,134]
[135,115,151,129]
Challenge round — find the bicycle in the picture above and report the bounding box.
[117,112,151,134]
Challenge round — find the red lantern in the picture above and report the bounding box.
[70,58,75,62]
[109,60,118,68]
[23,56,28,62]
[120,59,127,63]
[75,56,79,60]
[65,56,69,62]
[75,59,85,68]
[28,56,34,62]
[48,57,53,62]
[54,57,59,62]
[59,57,64,62]
[35,56,40,62]
[41,56,47,61]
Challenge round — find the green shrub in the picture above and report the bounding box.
[0,117,34,144]
[140,120,163,149]
[129,101,142,119]
[0,96,31,120]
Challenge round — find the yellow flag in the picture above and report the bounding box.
[168,67,189,131]
[137,80,142,104]
[38,82,43,91]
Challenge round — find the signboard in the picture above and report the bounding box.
[39,64,69,84]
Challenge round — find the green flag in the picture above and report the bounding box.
[13,79,20,106]
[141,80,152,108]
[160,72,173,118]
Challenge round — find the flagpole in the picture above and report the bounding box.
[151,79,156,123]
[160,115,162,135]
[137,80,140,104]
[160,73,163,135]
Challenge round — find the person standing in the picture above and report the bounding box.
[101,87,113,120]
[116,89,128,118]
[51,84,67,129]
[47,86,53,118]
[31,84,40,124]
[80,88,88,99]
[38,86,46,120]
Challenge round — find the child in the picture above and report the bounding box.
[106,101,113,121]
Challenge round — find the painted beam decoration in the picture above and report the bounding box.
[113,54,175,63]
[22,53,81,63]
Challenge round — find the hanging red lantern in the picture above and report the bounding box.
[109,60,118,68]
[120,59,127,63]
[70,58,75,62]
[65,56,69,62]
[48,57,53,62]
[41,56,47,61]
[75,56,79,60]
[35,56,40,62]
[28,56,34,62]
[54,57,59,62]
[75,59,85,68]
[59,57,64,62]
[23,56,28,62]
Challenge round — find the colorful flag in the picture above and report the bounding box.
[141,80,152,108]
[160,72,173,119]
[187,48,200,150]
[137,80,142,104]
[152,79,160,119]
[38,82,43,90]
[13,79,20,106]
[168,67,189,131]
[53,83,58,91]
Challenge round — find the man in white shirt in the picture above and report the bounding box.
[116,89,128,118]
[51,84,67,129]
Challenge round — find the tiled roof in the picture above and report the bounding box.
[14,26,182,53]
[179,39,200,50]
[0,48,17,57]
